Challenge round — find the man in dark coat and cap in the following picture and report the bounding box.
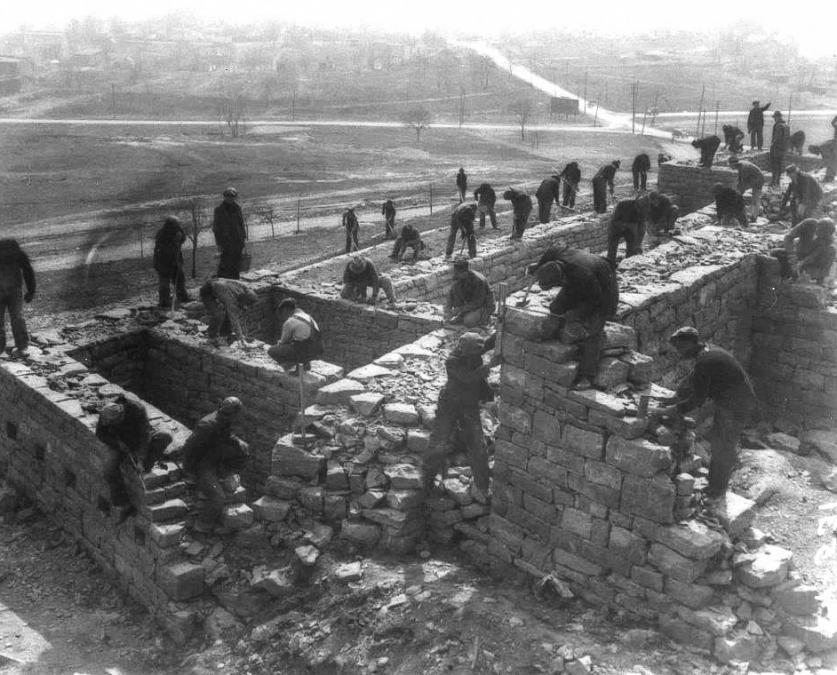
[0,239,35,357]
[212,187,247,279]
[153,216,190,308]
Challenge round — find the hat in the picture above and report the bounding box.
[223,187,238,198]
[277,297,296,313]
[669,326,700,343]
[785,164,798,175]
[458,332,484,354]
[773,110,782,118]
[99,403,125,425]
[452,256,470,270]
[219,396,242,416]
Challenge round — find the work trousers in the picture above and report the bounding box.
[606,219,646,266]
[750,128,763,150]
[384,216,396,239]
[345,226,359,253]
[157,268,189,308]
[477,203,497,229]
[0,288,27,353]
[537,198,552,224]
[769,147,784,186]
[510,206,532,240]
[217,246,243,280]
[562,181,577,208]
[446,221,477,258]
[592,176,608,213]
[103,431,173,507]
[542,299,606,380]
[632,168,647,191]
[423,398,489,492]
[706,397,755,498]
[748,188,762,221]
[391,236,423,261]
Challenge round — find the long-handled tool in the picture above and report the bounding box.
[515,277,537,307]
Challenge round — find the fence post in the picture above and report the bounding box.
[429,183,433,215]
[137,223,144,259]
[296,196,301,234]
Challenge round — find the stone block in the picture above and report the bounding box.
[736,545,793,588]
[561,508,592,538]
[295,544,320,566]
[593,357,630,390]
[675,605,738,636]
[407,429,430,453]
[620,351,654,385]
[346,364,395,380]
[299,486,324,513]
[584,460,622,490]
[606,437,671,477]
[316,378,366,406]
[609,526,647,564]
[714,492,756,537]
[620,475,675,524]
[272,442,325,479]
[664,577,715,609]
[562,425,605,459]
[783,615,837,653]
[648,543,707,582]
[554,549,602,576]
[630,565,662,592]
[386,489,423,511]
[765,432,801,454]
[251,565,294,597]
[323,494,347,521]
[567,389,626,417]
[532,410,562,444]
[350,392,385,416]
[148,522,185,548]
[659,613,713,652]
[602,323,637,350]
[334,561,363,582]
[251,496,291,522]
[385,464,424,490]
[656,521,725,560]
[146,498,188,523]
[713,634,767,664]
[383,403,420,426]
[265,475,301,500]
[222,504,254,530]
[158,562,205,601]
[325,464,349,491]
[773,583,821,616]
[340,520,380,548]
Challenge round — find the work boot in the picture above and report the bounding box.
[9,347,29,358]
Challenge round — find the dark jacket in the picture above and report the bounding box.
[771,120,790,150]
[536,177,562,203]
[504,188,533,216]
[343,258,380,288]
[593,163,619,191]
[446,269,495,315]
[735,160,765,192]
[473,183,496,207]
[153,218,187,278]
[632,154,651,173]
[440,349,490,407]
[343,209,359,231]
[212,201,246,252]
[382,201,396,218]
[181,411,243,474]
[782,173,823,211]
[747,102,771,132]
[535,247,618,319]
[675,345,756,415]
[648,192,676,224]
[456,170,468,190]
[95,394,153,458]
[0,239,35,295]
[611,195,650,224]
[451,203,478,228]
[399,224,421,242]
[784,218,821,259]
[561,162,581,185]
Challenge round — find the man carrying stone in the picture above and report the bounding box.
[445,202,478,259]
[181,397,249,532]
[267,298,322,374]
[200,278,259,347]
[769,110,790,187]
[0,238,35,358]
[341,255,396,305]
[473,182,498,229]
[423,332,501,498]
[528,246,619,390]
[650,327,757,502]
[592,160,620,214]
[389,223,425,262]
[502,187,533,240]
[96,393,173,524]
[381,199,397,239]
[212,187,247,279]
[728,155,764,223]
[747,100,771,150]
[535,174,562,224]
[444,257,495,328]
[780,165,823,224]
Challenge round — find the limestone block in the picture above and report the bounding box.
[593,357,630,390]
[659,613,713,652]
[316,378,366,405]
[736,545,793,588]
[675,605,738,636]
[386,489,423,511]
[606,437,671,477]
[656,521,725,560]
[357,490,386,509]
[602,323,637,351]
[146,498,188,523]
[222,504,254,530]
[350,392,385,416]
[148,522,185,548]
[346,364,396,380]
[298,486,324,513]
[323,494,348,521]
[251,496,291,523]
[781,615,837,653]
[664,577,715,609]
[295,544,320,566]
[648,543,707,582]
[325,463,349,491]
[713,634,767,664]
[374,352,404,368]
[385,464,424,490]
[714,492,756,537]
[562,425,605,460]
[158,562,205,601]
[620,351,654,385]
[406,429,430,453]
[340,520,381,547]
[272,441,325,479]
[620,475,676,524]
[567,389,627,417]
[773,583,821,616]
[251,565,294,597]
[383,403,420,426]
[608,526,647,564]
[334,561,363,582]
[265,475,302,500]
[765,432,801,454]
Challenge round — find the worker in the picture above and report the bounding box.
[343,208,360,253]
[713,184,748,228]
[153,216,190,309]
[650,327,757,502]
[503,187,533,240]
[181,397,249,531]
[199,278,258,347]
[535,175,562,224]
[341,254,396,305]
[423,331,501,498]
[444,257,495,328]
[797,219,836,285]
[781,165,824,223]
[631,153,651,191]
[592,160,620,214]
[728,155,765,222]
[382,199,397,239]
[527,246,619,390]
[809,140,837,182]
[722,125,745,154]
[771,217,835,282]
[445,202,478,259]
[212,187,247,279]
[96,394,173,524]
[267,297,323,374]
[389,223,425,262]
[606,194,650,267]
[455,168,468,203]
[747,100,771,150]
[560,161,581,208]
[769,110,790,187]
[0,239,35,358]
[646,191,680,247]
[473,182,498,229]
[691,135,721,168]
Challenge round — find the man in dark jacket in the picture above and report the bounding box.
[444,257,495,328]
[646,191,680,247]
[651,327,757,500]
[560,161,582,208]
[0,239,35,357]
[474,183,497,229]
[343,208,360,253]
[722,125,745,153]
[772,217,835,281]
[96,394,173,523]
[535,175,562,223]
[381,199,397,239]
[390,223,424,262]
[212,187,247,279]
[528,247,619,389]
[455,168,468,203]
[747,100,771,150]
[631,153,651,191]
[713,183,748,228]
[341,255,396,304]
[181,397,249,530]
[592,161,620,213]
[606,194,650,266]
[781,165,823,223]
[446,203,478,259]
[770,110,790,186]
[729,156,765,222]
[796,218,836,285]
[809,140,837,182]
[423,331,502,496]
[200,278,258,346]
[691,135,721,168]
[503,187,533,240]
[153,216,190,308]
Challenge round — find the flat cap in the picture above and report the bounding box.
[669,326,700,342]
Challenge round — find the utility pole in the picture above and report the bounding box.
[714,100,720,136]
[296,195,301,234]
[429,183,433,214]
[111,83,116,117]
[696,84,706,138]
[787,92,793,128]
[583,72,588,106]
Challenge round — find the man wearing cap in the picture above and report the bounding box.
[181,397,249,530]
[592,160,620,214]
[747,100,771,151]
[153,216,190,308]
[212,187,247,279]
[446,202,478,259]
[456,168,468,203]
[96,393,173,523]
[343,208,360,253]
[381,199,397,239]
[200,278,259,346]
[729,156,765,223]
[473,182,498,229]
[423,332,502,496]
[502,187,533,240]
[389,223,424,262]
[341,255,396,305]
[444,257,495,328]
[769,111,790,187]
[528,246,619,389]
[780,165,823,223]
[651,327,757,501]
[267,298,322,372]
[535,175,562,224]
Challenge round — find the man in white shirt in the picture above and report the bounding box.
[267,298,322,374]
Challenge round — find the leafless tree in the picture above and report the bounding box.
[174,195,208,279]
[510,97,534,141]
[403,106,432,143]
[220,90,246,137]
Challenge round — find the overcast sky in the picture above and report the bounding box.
[6,0,835,59]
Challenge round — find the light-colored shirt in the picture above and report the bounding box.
[279,309,318,344]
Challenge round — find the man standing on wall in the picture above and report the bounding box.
[769,110,790,187]
[0,239,35,358]
[473,182,498,229]
[212,187,247,279]
[747,100,771,151]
